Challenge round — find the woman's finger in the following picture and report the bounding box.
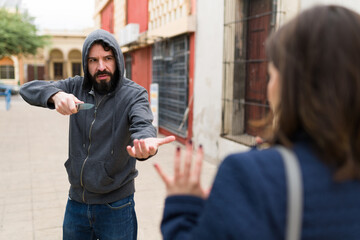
[174,146,181,180]
[192,145,204,183]
[183,141,193,179]
[154,163,170,186]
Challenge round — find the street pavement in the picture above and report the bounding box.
[0,95,218,240]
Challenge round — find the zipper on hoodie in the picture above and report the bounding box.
[80,95,106,203]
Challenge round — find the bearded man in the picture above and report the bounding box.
[20,29,175,240]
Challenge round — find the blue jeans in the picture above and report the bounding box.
[63,194,137,240]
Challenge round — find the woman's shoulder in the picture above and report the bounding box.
[213,147,287,195]
[221,147,283,171]
[222,143,315,169]
[218,144,316,185]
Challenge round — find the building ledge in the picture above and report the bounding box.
[147,15,196,40]
[120,15,196,53]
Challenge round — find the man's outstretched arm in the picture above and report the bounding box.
[20,80,63,108]
[20,77,82,115]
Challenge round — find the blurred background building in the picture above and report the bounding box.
[21,30,87,84]
[2,0,360,162]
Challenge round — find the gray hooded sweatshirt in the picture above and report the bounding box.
[20,29,157,204]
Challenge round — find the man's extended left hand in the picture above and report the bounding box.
[126,136,176,159]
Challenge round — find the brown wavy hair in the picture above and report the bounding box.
[266,5,360,180]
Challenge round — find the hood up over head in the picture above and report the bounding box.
[81,29,125,91]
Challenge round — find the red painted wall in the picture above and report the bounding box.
[127,0,148,32]
[131,46,152,95]
[191,0,196,14]
[101,0,114,33]
[187,33,195,141]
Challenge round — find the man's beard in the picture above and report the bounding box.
[90,70,117,94]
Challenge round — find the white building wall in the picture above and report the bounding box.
[276,0,360,27]
[277,0,301,26]
[192,0,299,164]
[194,0,360,164]
[300,0,360,13]
[193,0,249,164]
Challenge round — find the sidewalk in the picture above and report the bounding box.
[0,95,218,240]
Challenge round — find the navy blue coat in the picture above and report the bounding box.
[161,141,360,239]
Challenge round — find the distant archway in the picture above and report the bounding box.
[0,57,15,80]
[49,49,64,80]
[68,49,82,76]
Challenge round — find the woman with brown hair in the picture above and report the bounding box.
[155,5,360,240]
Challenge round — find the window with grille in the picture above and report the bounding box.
[152,35,189,138]
[0,65,15,79]
[222,0,276,145]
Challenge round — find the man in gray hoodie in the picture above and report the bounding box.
[20,29,175,240]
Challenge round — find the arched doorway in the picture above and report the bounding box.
[0,57,15,81]
[68,49,82,77]
[49,49,64,80]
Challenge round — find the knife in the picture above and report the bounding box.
[76,103,95,111]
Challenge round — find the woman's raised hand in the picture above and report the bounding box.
[154,141,209,199]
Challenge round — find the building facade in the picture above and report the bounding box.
[24,30,87,84]
[92,0,360,163]
[1,30,87,86]
[0,1,89,86]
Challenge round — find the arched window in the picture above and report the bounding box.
[50,49,64,80]
[68,50,82,76]
[0,57,15,79]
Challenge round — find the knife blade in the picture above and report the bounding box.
[76,103,95,111]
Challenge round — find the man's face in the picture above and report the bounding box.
[87,43,117,93]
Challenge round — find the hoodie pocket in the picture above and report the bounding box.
[64,158,81,187]
[82,160,115,194]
